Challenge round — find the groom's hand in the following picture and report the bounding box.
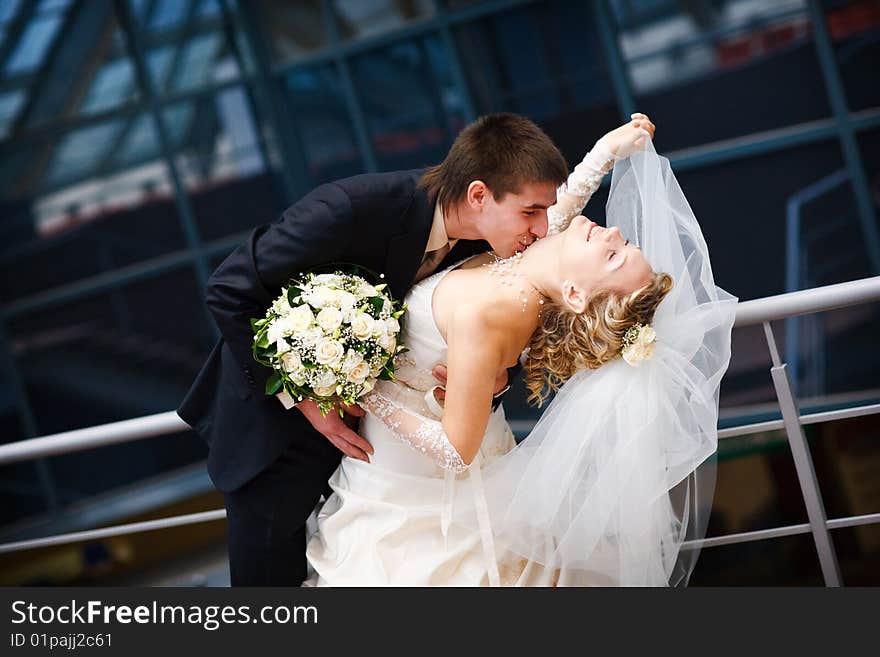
[431,364,508,403]
[296,399,373,463]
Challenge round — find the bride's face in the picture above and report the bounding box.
[558,215,653,312]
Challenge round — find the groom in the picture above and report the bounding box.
[178,113,569,585]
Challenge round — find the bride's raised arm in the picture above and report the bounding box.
[358,311,507,472]
[548,114,655,235]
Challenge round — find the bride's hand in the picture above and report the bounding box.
[597,112,656,159]
[431,364,508,403]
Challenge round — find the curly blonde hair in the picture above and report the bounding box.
[524,271,673,406]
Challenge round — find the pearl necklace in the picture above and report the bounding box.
[484,251,547,315]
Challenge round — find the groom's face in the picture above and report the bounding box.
[476,181,558,258]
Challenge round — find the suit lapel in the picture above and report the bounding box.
[383,186,433,300]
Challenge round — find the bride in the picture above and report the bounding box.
[304,127,738,587]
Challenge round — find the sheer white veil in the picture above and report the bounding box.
[457,137,738,586]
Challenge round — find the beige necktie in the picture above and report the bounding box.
[415,243,451,283]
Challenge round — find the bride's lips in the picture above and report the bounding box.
[586,220,597,242]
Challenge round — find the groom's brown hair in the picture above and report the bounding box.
[419,113,568,212]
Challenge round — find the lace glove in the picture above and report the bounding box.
[359,384,470,474]
[547,139,616,236]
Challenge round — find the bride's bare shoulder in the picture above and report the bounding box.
[447,294,536,368]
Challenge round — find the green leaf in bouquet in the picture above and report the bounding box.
[265,371,282,395]
[256,333,269,349]
[287,286,303,306]
[392,309,405,319]
[367,296,384,316]
[250,317,267,332]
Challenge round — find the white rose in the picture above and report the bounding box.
[312,369,338,397]
[351,313,375,340]
[359,282,378,297]
[383,317,400,335]
[336,290,357,310]
[308,286,335,309]
[378,332,396,354]
[281,350,303,373]
[314,368,336,388]
[266,320,285,345]
[621,326,657,366]
[299,326,323,348]
[360,378,376,394]
[272,294,292,316]
[639,326,657,344]
[346,360,371,384]
[288,305,314,332]
[315,338,345,368]
[341,349,365,374]
[316,307,343,332]
[275,337,291,354]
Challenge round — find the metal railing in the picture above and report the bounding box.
[2,276,880,586]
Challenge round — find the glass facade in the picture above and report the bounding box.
[0,0,878,585]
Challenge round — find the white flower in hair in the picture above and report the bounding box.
[621,323,657,366]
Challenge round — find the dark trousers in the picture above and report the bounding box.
[223,429,342,586]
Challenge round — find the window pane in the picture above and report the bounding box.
[4,13,64,77]
[284,65,363,184]
[0,135,189,304]
[350,36,467,170]
[611,0,833,151]
[827,0,880,112]
[251,0,330,66]
[128,0,242,97]
[453,0,619,166]
[332,0,434,41]
[0,91,26,138]
[159,87,288,242]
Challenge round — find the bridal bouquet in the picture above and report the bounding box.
[251,268,406,415]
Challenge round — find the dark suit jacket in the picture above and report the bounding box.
[178,169,488,492]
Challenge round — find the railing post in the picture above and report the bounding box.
[763,321,842,586]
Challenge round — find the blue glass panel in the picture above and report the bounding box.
[37,0,71,13]
[197,0,221,18]
[79,58,137,115]
[146,46,174,87]
[0,0,21,24]
[148,0,189,32]
[159,87,282,241]
[113,114,159,166]
[284,65,362,183]
[44,121,126,187]
[350,35,465,170]
[4,13,63,76]
[613,1,828,150]
[332,0,434,41]
[0,90,25,138]
[126,0,149,21]
[170,33,225,92]
[252,0,329,66]
[161,102,194,146]
[454,0,615,124]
